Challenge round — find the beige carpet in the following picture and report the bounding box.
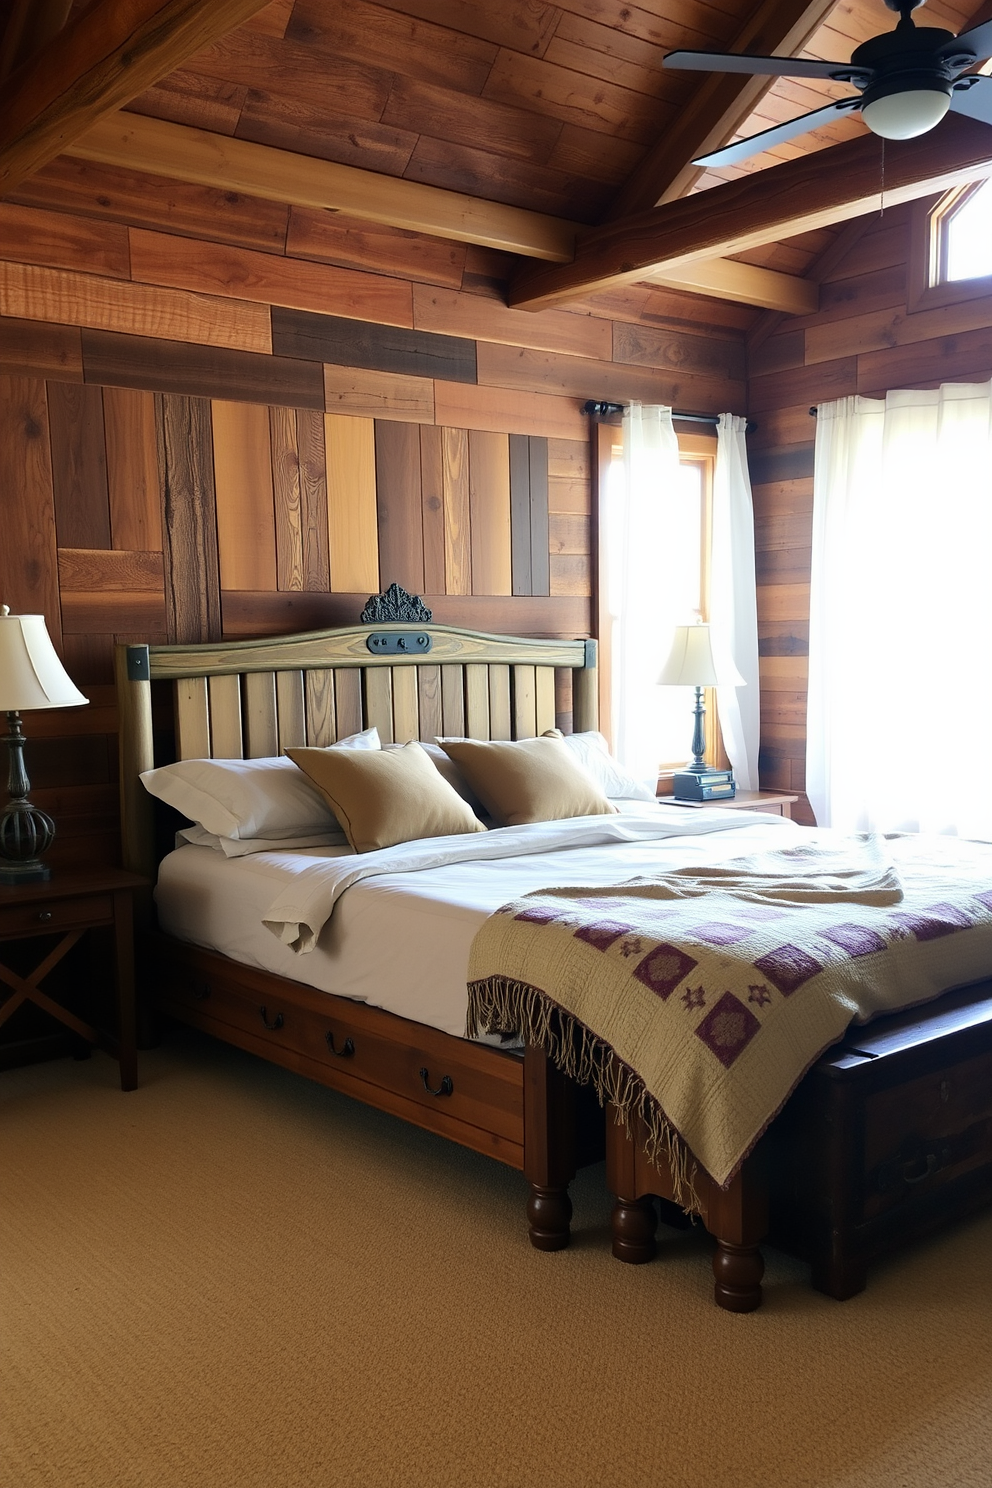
[2,1030,991,1488]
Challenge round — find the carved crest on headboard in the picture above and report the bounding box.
[360,584,433,624]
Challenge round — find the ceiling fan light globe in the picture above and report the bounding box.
[861,87,951,138]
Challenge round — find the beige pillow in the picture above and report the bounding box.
[438,736,617,827]
[286,740,486,853]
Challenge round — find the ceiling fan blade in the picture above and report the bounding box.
[939,19,992,66]
[949,75,992,128]
[693,98,862,169]
[664,49,859,81]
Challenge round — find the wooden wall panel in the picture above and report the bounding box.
[47,382,111,550]
[103,388,163,552]
[468,430,512,596]
[442,426,472,596]
[325,414,379,594]
[0,376,61,640]
[212,400,278,592]
[374,420,425,594]
[161,394,223,645]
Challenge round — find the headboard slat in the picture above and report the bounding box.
[391,666,420,745]
[418,665,443,741]
[513,666,537,739]
[488,665,512,742]
[441,665,465,736]
[465,665,490,740]
[334,670,363,738]
[176,677,210,760]
[305,668,336,745]
[244,671,279,758]
[275,670,306,751]
[364,667,394,743]
[536,668,557,735]
[208,674,243,759]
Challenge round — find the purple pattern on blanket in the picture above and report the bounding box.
[818,922,888,957]
[752,943,824,995]
[513,904,563,925]
[890,903,975,941]
[974,890,992,911]
[691,922,753,946]
[575,920,632,952]
[695,991,761,1068]
[634,943,698,1001]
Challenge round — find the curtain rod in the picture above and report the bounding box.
[583,400,757,433]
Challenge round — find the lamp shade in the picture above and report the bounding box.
[0,608,88,711]
[657,623,744,688]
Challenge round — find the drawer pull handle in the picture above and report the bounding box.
[259,1005,284,1031]
[325,1031,355,1058]
[902,1152,939,1185]
[419,1066,453,1098]
[37,910,52,922]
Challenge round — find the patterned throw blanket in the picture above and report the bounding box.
[467,833,992,1198]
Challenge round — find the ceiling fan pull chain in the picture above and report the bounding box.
[880,137,886,218]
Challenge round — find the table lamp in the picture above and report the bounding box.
[0,606,88,883]
[657,622,744,801]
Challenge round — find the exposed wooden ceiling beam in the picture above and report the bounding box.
[609,0,840,216]
[0,0,274,196]
[511,114,992,312]
[649,259,818,314]
[65,112,582,262]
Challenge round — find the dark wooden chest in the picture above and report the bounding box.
[766,979,992,1298]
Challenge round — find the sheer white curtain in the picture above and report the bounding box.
[808,383,992,836]
[711,413,761,790]
[612,403,681,786]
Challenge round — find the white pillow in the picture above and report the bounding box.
[543,729,656,802]
[141,728,380,841]
[177,823,350,857]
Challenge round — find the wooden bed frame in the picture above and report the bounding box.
[115,619,603,1250]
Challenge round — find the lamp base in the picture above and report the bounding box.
[673,769,736,802]
[0,858,51,884]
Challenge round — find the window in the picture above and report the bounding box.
[600,426,721,778]
[930,179,992,285]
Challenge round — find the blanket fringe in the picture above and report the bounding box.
[468,976,700,1212]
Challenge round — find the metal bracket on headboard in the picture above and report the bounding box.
[583,639,598,668]
[126,644,151,681]
[366,631,433,656]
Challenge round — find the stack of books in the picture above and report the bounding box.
[672,768,736,802]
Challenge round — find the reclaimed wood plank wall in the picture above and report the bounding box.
[747,199,992,825]
[0,159,749,868]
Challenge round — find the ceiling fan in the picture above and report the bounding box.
[664,0,992,169]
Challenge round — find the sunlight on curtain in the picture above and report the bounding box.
[711,414,760,790]
[609,404,682,785]
[808,383,992,837]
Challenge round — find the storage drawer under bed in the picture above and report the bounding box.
[143,933,526,1166]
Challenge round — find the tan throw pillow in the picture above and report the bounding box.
[438,736,617,827]
[286,740,486,853]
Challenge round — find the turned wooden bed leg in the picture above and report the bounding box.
[713,1240,765,1312]
[523,1043,576,1251]
[611,1193,658,1264]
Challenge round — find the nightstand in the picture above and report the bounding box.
[0,869,147,1091]
[697,790,799,818]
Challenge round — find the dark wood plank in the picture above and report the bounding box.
[287,206,465,289]
[374,420,425,595]
[509,431,532,596]
[528,435,550,598]
[46,380,112,549]
[103,386,163,551]
[296,408,330,593]
[0,315,82,380]
[0,201,131,278]
[160,393,222,644]
[613,321,747,382]
[271,307,477,383]
[81,329,324,408]
[235,90,417,177]
[0,376,61,641]
[287,0,498,95]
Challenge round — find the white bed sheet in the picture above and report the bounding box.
[155,807,801,1040]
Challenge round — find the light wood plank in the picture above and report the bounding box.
[243,670,278,757]
[465,663,490,739]
[412,284,611,359]
[440,664,465,736]
[212,400,277,591]
[68,113,579,260]
[325,414,378,593]
[391,666,420,745]
[208,673,243,758]
[433,381,586,441]
[275,669,306,750]
[513,665,537,739]
[442,426,471,598]
[175,675,210,760]
[334,668,363,737]
[535,666,556,735]
[468,430,512,597]
[417,664,442,741]
[0,261,270,351]
[488,665,512,741]
[364,667,394,744]
[305,668,336,745]
[0,0,275,195]
[324,364,434,423]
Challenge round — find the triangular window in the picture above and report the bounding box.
[930,179,992,285]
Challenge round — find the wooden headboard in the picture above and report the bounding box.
[115,622,598,880]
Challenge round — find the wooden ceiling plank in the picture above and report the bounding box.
[511,114,992,310]
[647,259,818,313]
[65,113,582,261]
[607,0,841,216]
[0,0,275,195]
[0,0,73,84]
